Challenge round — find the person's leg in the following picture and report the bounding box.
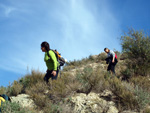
[111,63,116,75]
[107,63,111,72]
[44,70,53,83]
[106,63,112,77]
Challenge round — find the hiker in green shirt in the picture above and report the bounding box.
[41,41,59,83]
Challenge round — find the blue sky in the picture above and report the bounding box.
[0,0,150,87]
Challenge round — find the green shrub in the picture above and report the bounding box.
[134,86,150,109]
[19,77,30,89]
[121,29,150,76]
[1,101,34,113]
[121,68,133,80]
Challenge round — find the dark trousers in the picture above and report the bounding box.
[107,62,116,74]
[44,70,59,83]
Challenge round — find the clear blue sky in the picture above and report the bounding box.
[0,0,150,87]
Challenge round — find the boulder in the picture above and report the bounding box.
[11,94,35,108]
[71,92,118,113]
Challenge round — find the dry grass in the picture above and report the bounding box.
[1,101,36,113]
[48,73,81,102]
[7,81,23,96]
[130,76,150,91]
[19,70,44,89]
[143,106,150,113]
[3,52,150,112]
[107,78,138,111]
[0,87,6,94]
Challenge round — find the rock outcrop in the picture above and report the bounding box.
[70,92,119,113]
[11,94,35,108]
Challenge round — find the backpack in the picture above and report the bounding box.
[48,49,66,68]
[115,54,117,59]
[0,94,11,102]
[0,97,5,107]
[0,94,11,111]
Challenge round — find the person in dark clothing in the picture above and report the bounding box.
[104,48,118,75]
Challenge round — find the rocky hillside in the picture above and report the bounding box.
[1,53,150,113]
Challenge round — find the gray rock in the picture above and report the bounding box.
[11,94,35,108]
[71,92,118,113]
[121,111,138,113]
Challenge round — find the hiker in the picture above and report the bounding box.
[104,48,118,75]
[41,41,59,83]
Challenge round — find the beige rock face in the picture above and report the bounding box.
[11,94,35,108]
[71,92,119,113]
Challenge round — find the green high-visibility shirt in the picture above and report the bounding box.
[44,50,58,71]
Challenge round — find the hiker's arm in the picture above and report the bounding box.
[50,51,57,71]
[110,50,115,63]
[112,57,115,63]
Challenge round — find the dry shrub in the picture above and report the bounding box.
[66,59,85,67]
[24,79,50,110]
[26,83,50,110]
[7,81,23,96]
[60,102,74,113]
[63,65,75,71]
[76,66,105,94]
[108,78,138,111]
[66,54,103,68]
[97,52,107,62]
[115,60,126,76]
[48,73,80,102]
[143,106,150,113]
[26,81,48,97]
[0,87,6,94]
[93,72,111,93]
[19,70,44,91]
[130,76,150,91]
[74,66,139,111]
[33,93,49,108]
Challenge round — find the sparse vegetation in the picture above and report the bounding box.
[1,101,35,113]
[7,81,23,96]
[1,29,150,112]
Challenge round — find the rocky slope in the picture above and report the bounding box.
[7,54,143,113]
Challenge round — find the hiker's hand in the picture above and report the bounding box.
[52,71,57,76]
[112,59,115,63]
